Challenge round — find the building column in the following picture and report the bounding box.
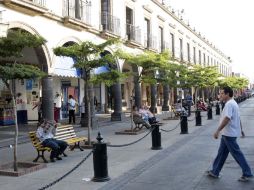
[42,76,54,121]
[162,84,169,111]
[134,75,141,109]
[75,0,81,19]
[150,84,157,113]
[111,82,124,121]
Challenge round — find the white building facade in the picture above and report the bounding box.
[0,0,231,124]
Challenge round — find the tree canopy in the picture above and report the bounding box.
[54,38,124,86]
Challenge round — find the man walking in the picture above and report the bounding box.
[207,86,253,181]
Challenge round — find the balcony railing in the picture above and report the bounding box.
[62,0,91,25]
[144,34,157,50]
[2,0,48,14]
[126,23,141,44]
[158,41,170,52]
[31,0,46,7]
[100,12,121,36]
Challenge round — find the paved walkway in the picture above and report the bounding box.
[0,99,253,190]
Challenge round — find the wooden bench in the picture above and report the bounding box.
[55,125,87,151]
[133,115,151,130]
[29,125,87,163]
[171,105,181,117]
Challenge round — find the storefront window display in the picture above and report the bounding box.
[0,80,15,125]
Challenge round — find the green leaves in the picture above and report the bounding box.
[53,38,123,85]
[218,76,249,89]
[117,50,173,84]
[0,29,46,58]
[90,70,127,86]
[186,65,221,88]
[0,30,46,83]
[0,63,45,80]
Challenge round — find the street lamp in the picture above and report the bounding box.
[0,10,9,37]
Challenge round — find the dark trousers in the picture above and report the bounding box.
[211,136,252,177]
[69,110,75,124]
[42,138,68,159]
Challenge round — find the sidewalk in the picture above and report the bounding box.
[0,113,124,149]
[0,100,253,190]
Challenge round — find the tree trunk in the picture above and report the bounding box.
[12,94,18,171]
[84,78,91,145]
[5,80,18,172]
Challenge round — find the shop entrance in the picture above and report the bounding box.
[61,85,79,119]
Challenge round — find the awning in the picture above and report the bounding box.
[93,65,110,75]
[54,56,81,78]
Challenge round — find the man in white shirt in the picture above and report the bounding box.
[36,120,68,162]
[68,95,76,124]
[207,86,253,182]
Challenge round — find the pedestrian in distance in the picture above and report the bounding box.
[207,86,253,182]
[32,97,42,123]
[68,95,76,124]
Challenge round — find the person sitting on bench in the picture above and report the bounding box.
[143,105,158,125]
[132,106,150,129]
[36,119,68,162]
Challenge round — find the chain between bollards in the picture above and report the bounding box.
[38,150,93,190]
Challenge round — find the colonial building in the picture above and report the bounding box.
[0,0,231,124]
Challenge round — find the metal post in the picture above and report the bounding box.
[207,105,213,120]
[216,102,220,115]
[150,84,157,113]
[180,112,188,134]
[195,110,202,126]
[151,124,162,150]
[130,97,133,131]
[42,76,54,121]
[111,83,123,121]
[92,132,110,182]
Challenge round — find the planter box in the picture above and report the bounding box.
[0,162,46,177]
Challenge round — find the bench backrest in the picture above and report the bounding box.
[55,125,77,141]
[133,115,145,124]
[29,131,47,150]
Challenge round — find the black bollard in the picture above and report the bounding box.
[221,102,225,110]
[92,132,110,182]
[180,112,188,134]
[207,105,213,120]
[195,109,202,126]
[151,124,162,150]
[216,103,220,115]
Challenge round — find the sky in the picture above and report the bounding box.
[167,0,254,81]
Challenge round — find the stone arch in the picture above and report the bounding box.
[103,48,120,71]
[55,36,82,47]
[52,37,82,67]
[7,21,51,72]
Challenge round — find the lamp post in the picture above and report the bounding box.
[130,95,134,130]
[0,10,9,37]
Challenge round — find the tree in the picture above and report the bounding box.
[54,39,124,145]
[0,29,46,171]
[185,65,221,107]
[116,50,173,109]
[218,76,249,95]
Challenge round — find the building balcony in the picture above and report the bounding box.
[62,0,91,30]
[125,23,141,46]
[144,34,157,51]
[2,0,48,15]
[158,41,169,53]
[100,11,121,37]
